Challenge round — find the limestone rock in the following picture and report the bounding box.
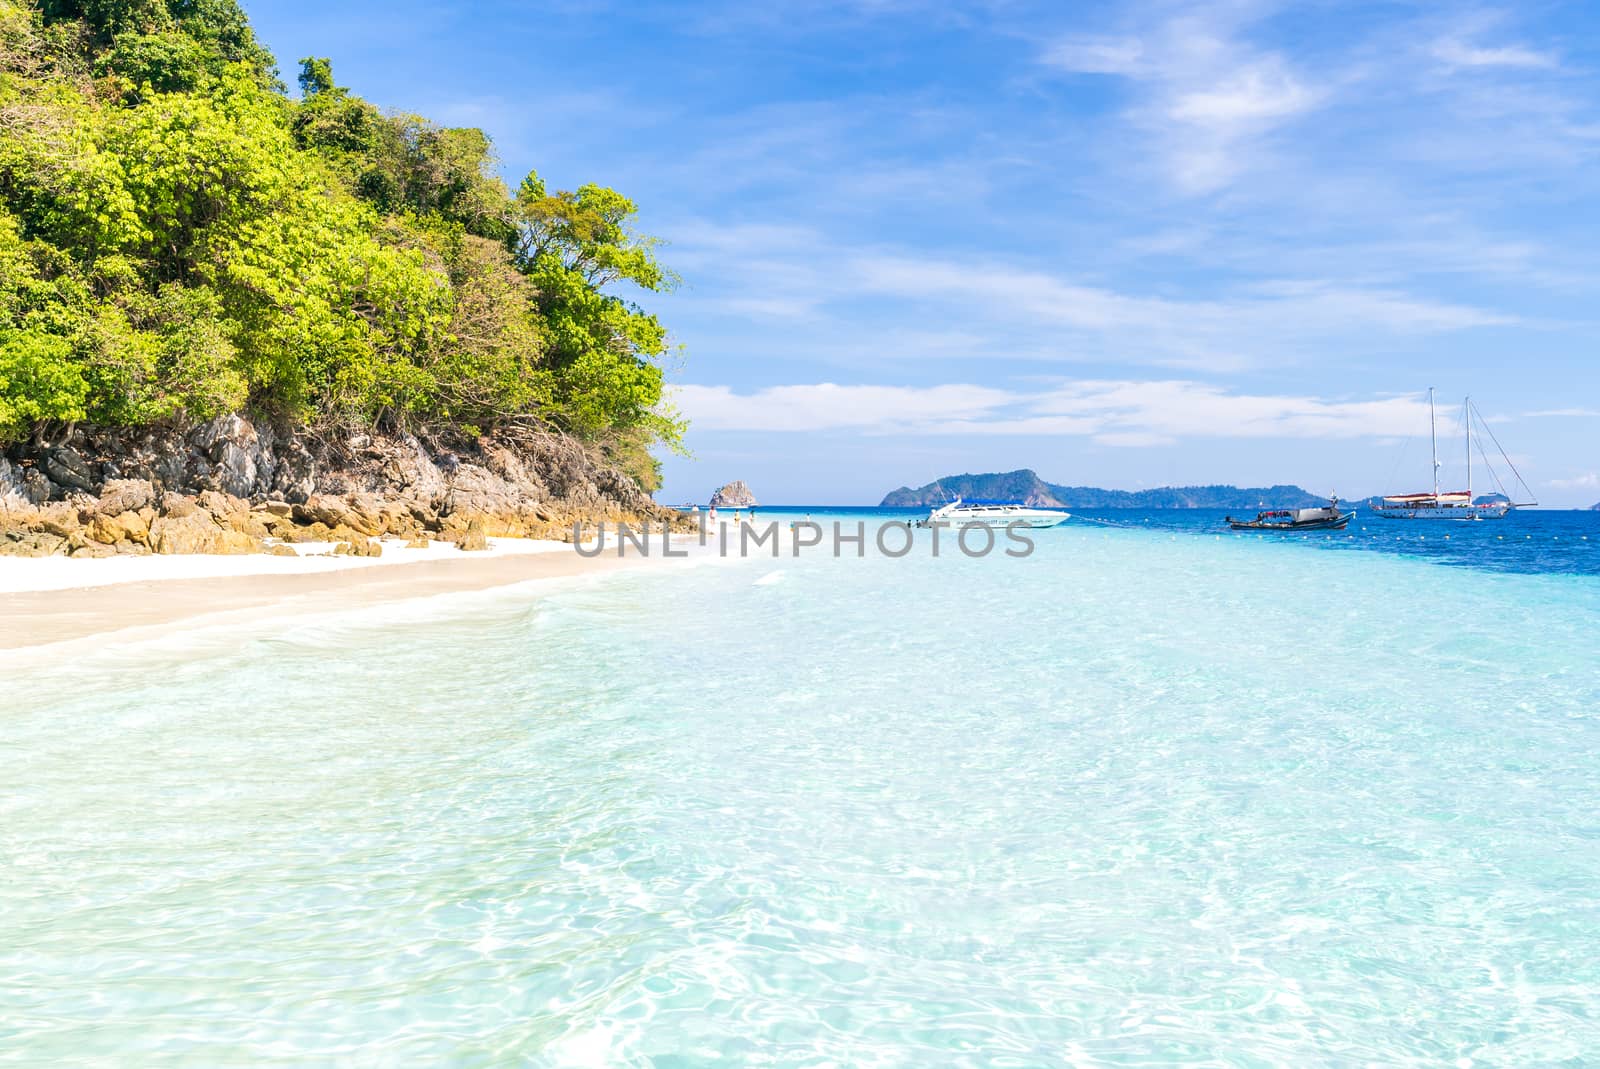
[292,494,381,536]
[32,502,81,537]
[97,478,154,515]
[0,456,38,507]
[196,489,248,520]
[87,510,149,546]
[269,436,317,503]
[0,530,66,557]
[19,466,51,505]
[3,413,685,556]
[454,518,489,551]
[42,446,95,493]
[157,491,199,518]
[710,480,758,507]
[333,538,382,557]
[149,510,260,554]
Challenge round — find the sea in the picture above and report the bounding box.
[4,507,1599,1065]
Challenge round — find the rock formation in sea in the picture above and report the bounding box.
[709,480,758,507]
[0,416,686,558]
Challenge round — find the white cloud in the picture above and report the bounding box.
[1042,13,1324,193]
[848,255,1511,369]
[673,382,1014,431]
[1431,37,1557,71]
[662,219,1515,373]
[1168,60,1319,124]
[1044,36,1145,76]
[1548,473,1600,490]
[674,379,1434,444]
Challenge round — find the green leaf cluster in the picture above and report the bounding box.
[0,0,683,486]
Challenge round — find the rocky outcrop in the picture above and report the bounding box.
[0,414,688,556]
[709,480,757,507]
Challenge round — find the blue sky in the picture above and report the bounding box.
[250,0,1600,505]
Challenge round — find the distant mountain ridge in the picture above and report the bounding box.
[880,470,1334,509]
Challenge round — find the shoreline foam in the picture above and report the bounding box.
[0,534,706,655]
[0,535,575,595]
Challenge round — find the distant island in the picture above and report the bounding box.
[880,470,1334,510]
[710,480,758,507]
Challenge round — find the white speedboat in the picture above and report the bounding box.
[1371,389,1535,521]
[915,499,1070,529]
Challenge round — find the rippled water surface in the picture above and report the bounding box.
[5,520,1600,1065]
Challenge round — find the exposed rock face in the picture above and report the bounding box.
[709,480,757,507]
[0,414,688,556]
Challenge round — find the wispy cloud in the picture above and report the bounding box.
[847,255,1511,369]
[1430,34,1557,71]
[676,379,1433,445]
[664,221,1514,373]
[675,382,1014,432]
[1042,11,1324,193]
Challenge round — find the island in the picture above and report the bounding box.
[881,470,1332,510]
[710,480,758,507]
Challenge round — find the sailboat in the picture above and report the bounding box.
[1371,388,1536,521]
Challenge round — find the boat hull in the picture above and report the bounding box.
[916,506,1070,529]
[1370,503,1510,521]
[1228,516,1351,531]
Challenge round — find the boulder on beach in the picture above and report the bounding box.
[710,480,758,507]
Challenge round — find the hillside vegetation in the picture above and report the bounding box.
[0,0,680,487]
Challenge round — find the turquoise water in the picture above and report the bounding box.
[5,520,1600,1065]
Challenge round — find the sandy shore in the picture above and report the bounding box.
[0,536,692,653]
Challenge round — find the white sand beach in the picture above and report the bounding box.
[0,536,576,595]
[0,533,705,654]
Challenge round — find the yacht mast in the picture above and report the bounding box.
[1428,387,1439,500]
[1464,396,1472,504]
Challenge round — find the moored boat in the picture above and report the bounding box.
[915,498,1070,529]
[1227,499,1352,531]
[1372,389,1535,521]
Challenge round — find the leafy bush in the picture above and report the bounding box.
[0,0,683,486]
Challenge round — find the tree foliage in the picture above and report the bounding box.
[0,0,683,485]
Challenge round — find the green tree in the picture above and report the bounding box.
[0,0,686,487]
[510,172,681,451]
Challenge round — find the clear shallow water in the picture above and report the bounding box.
[749,506,1600,577]
[5,521,1600,1065]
